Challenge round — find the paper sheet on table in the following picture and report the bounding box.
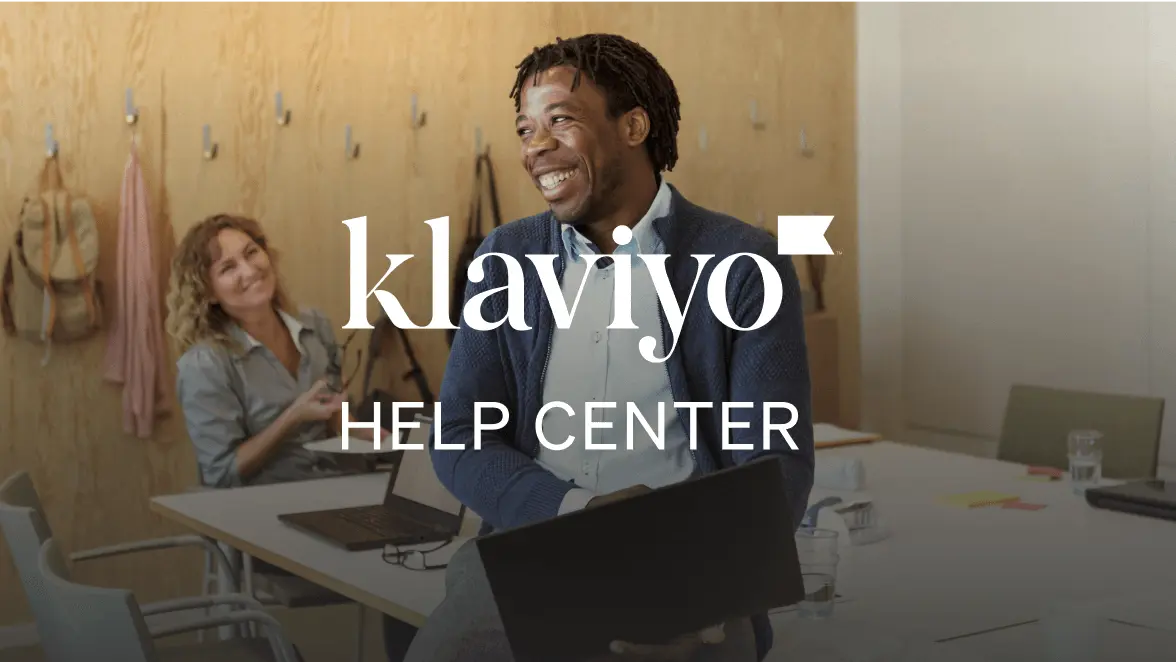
[1099,592,1176,634]
[815,423,882,449]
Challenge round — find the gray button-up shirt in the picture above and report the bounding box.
[175,307,353,488]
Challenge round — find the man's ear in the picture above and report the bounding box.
[621,107,651,147]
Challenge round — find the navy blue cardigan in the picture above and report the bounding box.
[430,183,816,660]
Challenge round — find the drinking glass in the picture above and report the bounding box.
[795,528,839,619]
[1067,430,1103,494]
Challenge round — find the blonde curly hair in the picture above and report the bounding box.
[165,214,295,355]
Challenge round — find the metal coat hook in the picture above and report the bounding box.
[750,100,766,130]
[345,124,360,159]
[275,91,291,126]
[202,124,218,160]
[45,124,58,158]
[125,88,139,125]
[800,127,815,157]
[699,126,709,152]
[411,93,427,128]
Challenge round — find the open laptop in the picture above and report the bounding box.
[474,455,805,662]
[278,416,466,550]
[1085,479,1176,522]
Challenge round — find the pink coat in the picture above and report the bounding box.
[103,142,169,437]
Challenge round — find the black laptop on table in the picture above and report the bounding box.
[1085,479,1176,522]
[278,416,466,551]
[474,455,805,662]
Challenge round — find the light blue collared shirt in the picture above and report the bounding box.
[536,178,695,513]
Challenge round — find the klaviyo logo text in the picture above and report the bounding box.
[342,215,833,363]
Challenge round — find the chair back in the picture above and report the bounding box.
[998,384,1165,479]
[0,471,71,661]
[37,537,157,662]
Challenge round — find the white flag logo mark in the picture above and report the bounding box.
[776,216,834,255]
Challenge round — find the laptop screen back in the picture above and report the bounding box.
[387,418,465,519]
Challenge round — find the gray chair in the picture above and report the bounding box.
[0,470,286,661]
[997,384,1165,479]
[37,536,300,661]
[191,479,367,658]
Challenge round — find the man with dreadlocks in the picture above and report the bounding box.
[398,33,814,662]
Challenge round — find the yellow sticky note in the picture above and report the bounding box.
[939,491,1021,508]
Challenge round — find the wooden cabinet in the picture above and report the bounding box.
[805,312,841,426]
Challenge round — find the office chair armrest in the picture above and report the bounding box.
[70,534,240,591]
[140,592,265,617]
[149,609,300,662]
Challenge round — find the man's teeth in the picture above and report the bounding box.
[539,169,576,190]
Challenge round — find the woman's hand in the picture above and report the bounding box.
[287,380,345,425]
[345,424,395,443]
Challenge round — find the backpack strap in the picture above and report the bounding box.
[61,193,99,325]
[39,196,57,341]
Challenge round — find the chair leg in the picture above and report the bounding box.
[242,552,257,639]
[197,547,217,643]
[216,542,243,641]
[355,604,366,662]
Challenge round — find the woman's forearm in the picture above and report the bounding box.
[234,408,302,479]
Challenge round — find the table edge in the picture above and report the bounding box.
[149,497,430,628]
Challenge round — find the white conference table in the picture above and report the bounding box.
[763,442,1176,660]
[149,440,1176,658]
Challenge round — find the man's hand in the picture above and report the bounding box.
[607,624,726,661]
[586,484,652,509]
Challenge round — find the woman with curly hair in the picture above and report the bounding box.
[166,213,382,488]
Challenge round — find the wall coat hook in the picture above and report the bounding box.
[275,91,291,126]
[800,127,815,157]
[411,93,427,129]
[202,124,218,160]
[750,100,766,130]
[125,88,139,125]
[45,124,58,158]
[699,126,709,152]
[345,124,360,159]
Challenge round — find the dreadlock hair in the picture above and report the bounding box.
[510,33,681,173]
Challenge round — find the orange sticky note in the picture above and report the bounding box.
[939,491,1021,508]
[1003,500,1047,511]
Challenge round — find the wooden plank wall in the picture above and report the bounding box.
[0,2,857,626]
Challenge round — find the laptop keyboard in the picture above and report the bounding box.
[338,505,440,535]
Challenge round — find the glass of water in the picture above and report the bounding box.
[1067,429,1103,494]
[795,528,839,619]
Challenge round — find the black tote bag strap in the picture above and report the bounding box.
[465,150,503,239]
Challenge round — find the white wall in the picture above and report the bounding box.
[857,3,1176,472]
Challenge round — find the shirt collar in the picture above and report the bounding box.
[228,308,308,355]
[560,176,672,259]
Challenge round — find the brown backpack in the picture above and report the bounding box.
[1,157,102,356]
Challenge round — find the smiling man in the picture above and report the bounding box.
[399,33,815,662]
